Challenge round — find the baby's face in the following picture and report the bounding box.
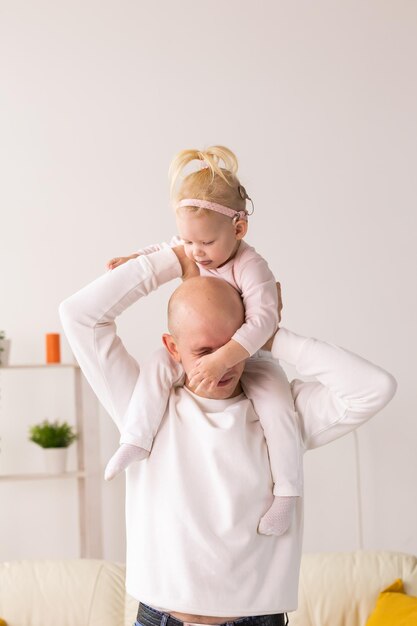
[176,210,241,269]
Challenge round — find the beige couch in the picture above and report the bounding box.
[1,551,417,626]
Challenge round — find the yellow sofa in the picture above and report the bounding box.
[1,551,417,626]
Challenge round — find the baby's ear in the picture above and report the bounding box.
[234,219,248,240]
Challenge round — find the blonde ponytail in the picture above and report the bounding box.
[168,145,248,216]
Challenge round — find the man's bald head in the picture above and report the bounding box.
[163,276,247,399]
[167,276,245,341]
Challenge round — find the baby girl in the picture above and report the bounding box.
[103,145,302,536]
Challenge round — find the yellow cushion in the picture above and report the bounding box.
[366,578,417,625]
[0,619,8,626]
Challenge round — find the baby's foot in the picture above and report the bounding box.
[258,495,297,536]
[104,444,150,481]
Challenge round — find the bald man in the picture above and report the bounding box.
[59,245,396,626]
[163,268,247,399]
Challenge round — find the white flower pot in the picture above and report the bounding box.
[0,338,11,366]
[43,448,68,474]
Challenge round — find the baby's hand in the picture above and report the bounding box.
[187,352,229,394]
[106,254,140,271]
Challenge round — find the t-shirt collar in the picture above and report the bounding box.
[182,385,245,411]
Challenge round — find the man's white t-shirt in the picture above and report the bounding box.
[59,247,396,616]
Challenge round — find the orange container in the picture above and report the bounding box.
[46,333,61,363]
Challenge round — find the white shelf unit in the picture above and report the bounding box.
[0,362,103,558]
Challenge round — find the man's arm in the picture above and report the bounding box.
[58,249,182,433]
[272,328,397,450]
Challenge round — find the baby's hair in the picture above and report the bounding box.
[168,145,250,218]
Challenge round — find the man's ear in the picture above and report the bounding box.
[162,333,181,362]
[234,219,248,240]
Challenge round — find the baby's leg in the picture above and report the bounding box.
[241,353,303,536]
[104,346,184,481]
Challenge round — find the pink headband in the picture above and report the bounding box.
[175,198,248,222]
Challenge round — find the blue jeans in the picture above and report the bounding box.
[133,601,289,626]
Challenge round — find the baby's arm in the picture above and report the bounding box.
[188,249,279,393]
[134,235,183,256]
[107,236,182,270]
[232,250,279,354]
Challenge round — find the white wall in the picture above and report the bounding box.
[0,0,415,562]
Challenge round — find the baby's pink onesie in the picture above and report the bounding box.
[118,236,303,496]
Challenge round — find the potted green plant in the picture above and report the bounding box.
[0,330,11,366]
[28,419,78,473]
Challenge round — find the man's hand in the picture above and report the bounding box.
[172,246,200,281]
[261,282,283,351]
[187,352,229,394]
